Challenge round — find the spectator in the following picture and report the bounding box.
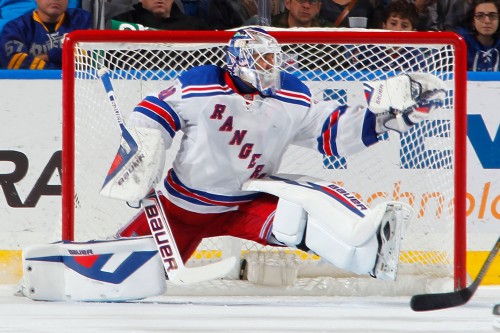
[271,0,336,73]
[350,0,432,72]
[206,0,258,30]
[456,0,475,29]
[407,0,461,31]
[457,0,500,71]
[319,0,384,28]
[109,0,208,30]
[272,0,333,27]
[382,0,419,30]
[412,0,436,30]
[0,0,91,69]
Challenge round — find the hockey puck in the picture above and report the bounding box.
[494,304,500,315]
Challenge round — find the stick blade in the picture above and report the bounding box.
[172,256,238,284]
[411,237,500,312]
[410,288,472,311]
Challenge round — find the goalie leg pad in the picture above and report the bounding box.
[268,187,381,274]
[306,202,413,279]
[271,198,382,274]
[246,176,414,278]
[271,198,308,246]
[272,205,382,276]
[271,199,413,277]
[21,237,165,301]
[304,202,390,275]
[305,215,378,274]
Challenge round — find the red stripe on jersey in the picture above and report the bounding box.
[277,89,311,103]
[182,84,232,94]
[139,99,178,131]
[322,110,339,156]
[166,173,250,207]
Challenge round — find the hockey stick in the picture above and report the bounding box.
[410,235,500,311]
[98,68,237,284]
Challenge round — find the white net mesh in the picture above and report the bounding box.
[63,29,465,296]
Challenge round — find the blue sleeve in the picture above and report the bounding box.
[0,16,47,69]
[279,72,311,97]
[178,65,225,87]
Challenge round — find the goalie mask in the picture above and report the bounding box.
[226,27,283,95]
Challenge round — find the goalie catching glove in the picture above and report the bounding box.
[364,73,446,134]
[100,126,165,202]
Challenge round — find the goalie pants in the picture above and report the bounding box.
[117,193,279,263]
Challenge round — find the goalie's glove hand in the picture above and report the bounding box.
[365,73,446,134]
[377,87,446,134]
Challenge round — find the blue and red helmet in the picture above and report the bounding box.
[226,27,283,95]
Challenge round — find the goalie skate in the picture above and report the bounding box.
[371,203,412,281]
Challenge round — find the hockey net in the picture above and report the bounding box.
[62,29,467,296]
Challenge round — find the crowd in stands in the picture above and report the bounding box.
[0,0,499,71]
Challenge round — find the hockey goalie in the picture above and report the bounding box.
[22,27,446,301]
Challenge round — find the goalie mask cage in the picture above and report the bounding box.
[62,29,467,296]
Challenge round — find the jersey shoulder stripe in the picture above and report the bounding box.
[179,65,234,98]
[274,88,311,107]
[134,96,181,137]
[271,72,312,107]
[182,84,233,98]
[318,107,343,156]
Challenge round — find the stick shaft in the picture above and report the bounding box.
[98,68,186,280]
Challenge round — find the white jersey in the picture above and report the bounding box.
[128,65,379,213]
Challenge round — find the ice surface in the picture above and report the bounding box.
[0,284,499,333]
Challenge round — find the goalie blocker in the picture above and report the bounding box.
[21,237,165,301]
[100,123,166,203]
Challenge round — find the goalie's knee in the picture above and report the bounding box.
[271,198,308,247]
[271,198,379,274]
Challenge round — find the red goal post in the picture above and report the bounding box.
[61,29,467,294]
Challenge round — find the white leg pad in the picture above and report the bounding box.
[305,202,412,276]
[272,200,397,275]
[272,199,307,246]
[245,176,414,277]
[21,237,165,301]
[306,215,379,274]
